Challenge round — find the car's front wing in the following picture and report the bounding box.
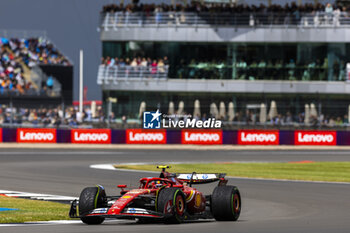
[69,199,165,220]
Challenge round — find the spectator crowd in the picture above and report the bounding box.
[101,54,346,81]
[0,37,70,96]
[0,105,105,127]
[8,38,71,66]
[102,2,346,15]
[102,56,169,68]
[175,58,346,81]
[231,109,348,128]
[0,39,32,94]
[0,103,349,129]
[100,56,170,78]
[101,2,350,27]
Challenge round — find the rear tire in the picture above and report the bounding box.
[79,186,106,225]
[211,185,241,221]
[157,187,186,224]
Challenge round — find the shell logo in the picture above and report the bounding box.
[195,193,202,207]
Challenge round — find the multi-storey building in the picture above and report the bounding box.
[97,3,350,123]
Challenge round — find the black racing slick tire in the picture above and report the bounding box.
[156,187,186,224]
[79,186,106,225]
[211,185,241,221]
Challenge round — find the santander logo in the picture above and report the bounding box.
[182,131,222,144]
[295,131,336,145]
[126,130,166,144]
[17,129,56,143]
[238,130,279,145]
[71,129,111,144]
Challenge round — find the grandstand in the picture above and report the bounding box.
[0,35,73,106]
[97,0,350,128]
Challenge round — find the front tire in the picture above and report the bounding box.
[156,187,186,224]
[79,186,106,225]
[211,185,241,221]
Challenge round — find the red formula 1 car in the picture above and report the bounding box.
[69,166,241,224]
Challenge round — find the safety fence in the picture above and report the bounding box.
[0,128,349,146]
[97,65,169,84]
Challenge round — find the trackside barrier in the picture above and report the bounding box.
[0,128,348,145]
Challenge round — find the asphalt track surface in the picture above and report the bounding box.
[1,148,350,233]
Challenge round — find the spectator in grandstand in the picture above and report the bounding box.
[130,58,138,67]
[163,56,169,66]
[325,3,334,14]
[140,58,147,67]
[46,76,54,90]
[344,114,349,124]
[157,59,165,73]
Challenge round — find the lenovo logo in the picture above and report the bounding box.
[126,130,166,144]
[238,130,279,145]
[295,131,336,145]
[71,129,111,144]
[182,130,222,144]
[17,129,56,143]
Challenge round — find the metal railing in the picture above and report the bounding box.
[100,11,350,29]
[98,63,346,82]
[97,65,169,85]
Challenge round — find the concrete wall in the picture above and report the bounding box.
[101,26,350,43]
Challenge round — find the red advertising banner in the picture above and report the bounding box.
[181,130,223,145]
[0,128,2,142]
[17,128,56,143]
[71,129,111,144]
[238,130,279,145]
[126,129,166,144]
[294,131,336,145]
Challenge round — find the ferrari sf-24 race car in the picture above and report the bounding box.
[69,166,241,224]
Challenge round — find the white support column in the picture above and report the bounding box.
[268,0,272,7]
[79,49,83,114]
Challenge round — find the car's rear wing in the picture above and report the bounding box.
[176,173,226,185]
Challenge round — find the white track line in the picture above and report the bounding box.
[0,151,127,155]
[90,164,119,170]
[0,190,77,201]
[0,219,125,227]
[90,163,350,185]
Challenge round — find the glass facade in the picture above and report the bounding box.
[104,91,350,123]
[103,41,349,81]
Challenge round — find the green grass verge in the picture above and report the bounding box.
[115,162,350,183]
[0,196,71,223]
